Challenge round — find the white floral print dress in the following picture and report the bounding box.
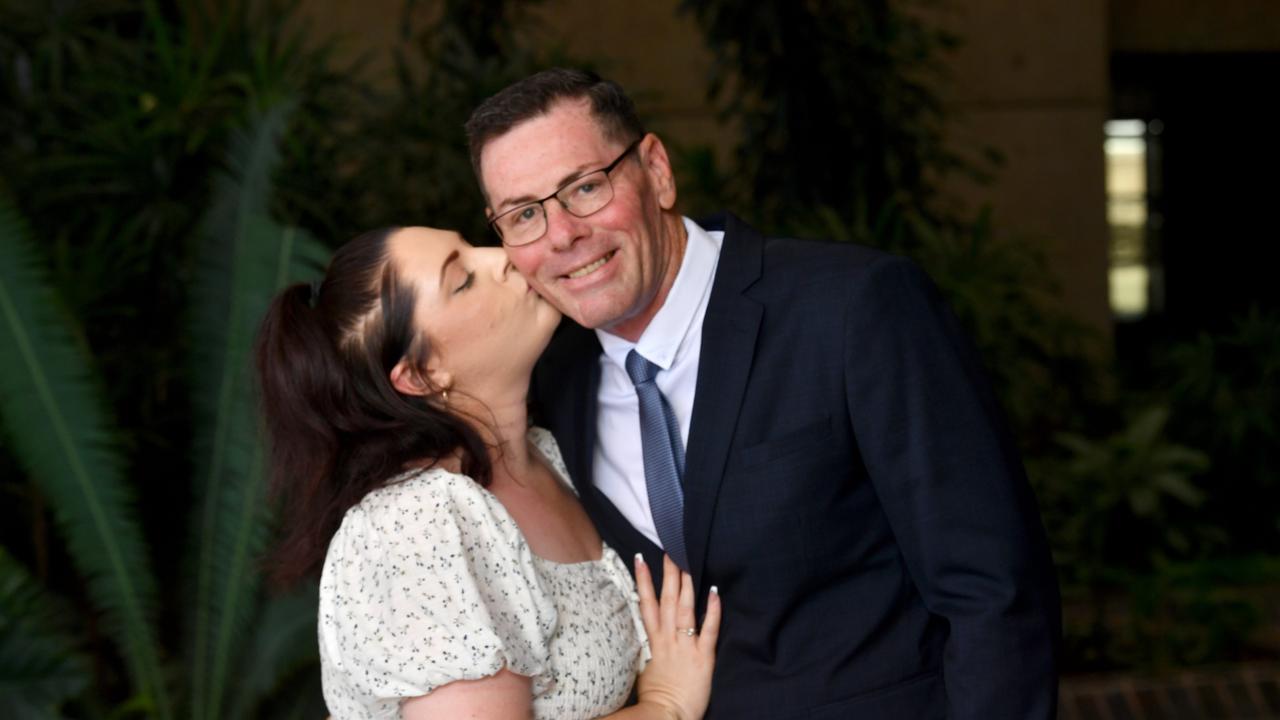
[318,428,647,719]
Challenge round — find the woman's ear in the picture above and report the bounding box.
[390,360,433,397]
[424,365,453,399]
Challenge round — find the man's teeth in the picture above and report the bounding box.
[567,252,612,279]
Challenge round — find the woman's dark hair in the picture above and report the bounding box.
[464,67,646,183]
[255,227,490,587]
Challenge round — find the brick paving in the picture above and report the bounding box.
[1059,663,1280,719]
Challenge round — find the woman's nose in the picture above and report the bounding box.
[478,247,512,280]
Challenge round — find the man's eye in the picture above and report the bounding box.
[453,271,474,294]
[512,206,539,225]
[574,181,600,196]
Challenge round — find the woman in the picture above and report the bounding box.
[256,226,719,719]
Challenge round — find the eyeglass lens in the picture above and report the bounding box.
[497,169,614,245]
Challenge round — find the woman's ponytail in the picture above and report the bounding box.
[255,227,491,588]
[256,281,347,586]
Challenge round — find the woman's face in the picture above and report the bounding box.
[387,227,560,397]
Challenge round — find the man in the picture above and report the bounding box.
[466,68,1060,719]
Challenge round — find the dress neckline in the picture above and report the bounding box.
[390,429,612,567]
[519,430,609,567]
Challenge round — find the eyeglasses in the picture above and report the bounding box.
[489,139,641,247]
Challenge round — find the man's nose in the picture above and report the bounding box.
[542,200,587,251]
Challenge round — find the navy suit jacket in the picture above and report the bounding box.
[532,214,1061,719]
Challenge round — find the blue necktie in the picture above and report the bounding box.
[625,350,689,570]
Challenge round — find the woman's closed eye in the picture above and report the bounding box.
[453,270,475,294]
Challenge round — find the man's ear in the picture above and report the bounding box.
[640,133,678,210]
[390,360,453,400]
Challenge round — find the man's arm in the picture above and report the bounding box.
[842,255,1061,720]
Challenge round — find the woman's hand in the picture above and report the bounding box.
[633,554,720,720]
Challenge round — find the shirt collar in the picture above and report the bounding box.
[598,216,719,371]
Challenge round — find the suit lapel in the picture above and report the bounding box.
[684,214,764,582]
[568,345,600,496]
[555,325,664,566]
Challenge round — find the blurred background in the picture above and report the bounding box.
[1,0,1277,718]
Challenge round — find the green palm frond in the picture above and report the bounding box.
[0,198,172,719]
[0,548,91,720]
[225,585,320,719]
[186,103,329,720]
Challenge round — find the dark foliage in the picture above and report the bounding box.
[678,0,972,233]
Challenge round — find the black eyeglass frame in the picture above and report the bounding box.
[488,138,643,246]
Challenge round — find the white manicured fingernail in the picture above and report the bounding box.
[710,585,719,595]
[635,553,644,565]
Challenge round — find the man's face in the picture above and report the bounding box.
[479,99,682,340]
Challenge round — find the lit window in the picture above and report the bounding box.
[1104,119,1159,320]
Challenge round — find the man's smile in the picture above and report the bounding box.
[563,250,617,280]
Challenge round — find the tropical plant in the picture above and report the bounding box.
[299,0,557,244]
[2,1,352,712]
[1,0,575,713]
[0,191,173,715]
[0,104,329,716]
[184,103,330,720]
[1036,405,1213,585]
[1119,555,1280,669]
[1160,309,1280,553]
[677,0,972,233]
[0,0,355,503]
[0,547,92,719]
[1035,405,1234,672]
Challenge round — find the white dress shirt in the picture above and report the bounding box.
[594,217,723,548]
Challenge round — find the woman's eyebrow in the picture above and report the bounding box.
[437,250,460,289]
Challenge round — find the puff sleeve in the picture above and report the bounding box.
[318,468,558,718]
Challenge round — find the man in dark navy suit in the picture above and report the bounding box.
[466,68,1060,719]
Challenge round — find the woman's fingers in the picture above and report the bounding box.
[643,554,719,654]
[660,554,679,630]
[635,554,659,634]
[677,571,696,636]
[698,585,721,655]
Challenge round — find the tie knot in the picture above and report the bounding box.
[625,349,660,387]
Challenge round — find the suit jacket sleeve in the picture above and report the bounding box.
[841,255,1061,719]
